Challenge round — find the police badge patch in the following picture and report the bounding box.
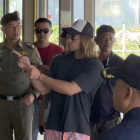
[18,51,28,55]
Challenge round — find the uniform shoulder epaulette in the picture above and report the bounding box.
[23,42,35,49]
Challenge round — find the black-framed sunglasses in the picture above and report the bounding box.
[35,28,50,34]
[67,34,76,40]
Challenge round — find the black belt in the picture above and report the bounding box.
[0,92,29,101]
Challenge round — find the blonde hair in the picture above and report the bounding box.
[80,35,98,58]
[66,35,98,58]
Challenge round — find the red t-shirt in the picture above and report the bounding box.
[34,42,64,99]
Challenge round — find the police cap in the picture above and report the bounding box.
[0,11,20,26]
[101,54,140,90]
[96,25,115,36]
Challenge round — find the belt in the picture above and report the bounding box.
[0,92,29,101]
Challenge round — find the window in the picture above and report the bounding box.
[111,1,122,17]
[95,0,140,59]
[48,0,59,45]
[9,0,23,14]
[9,0,23,39]
[73,0,85,21]
[96,0,122,17]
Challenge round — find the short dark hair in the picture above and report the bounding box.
[34,18,52,28]
[60,30,67,38]
[96,25,115,36]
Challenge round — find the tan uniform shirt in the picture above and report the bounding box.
[0,39,42,97]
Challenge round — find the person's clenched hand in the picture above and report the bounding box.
[13,50,31,71]
[20,93,35,105]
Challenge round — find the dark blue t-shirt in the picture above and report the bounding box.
[97,108,140,140]
[46,53,103,136]
[90,52,123,124]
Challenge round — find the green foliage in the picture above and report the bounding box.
[123,18,135,29]
[0,25,3,42]
[125,40,140,50]
[0,5,3,18]
[49,24,59,45]
[114,32,140,51]
[114,51,123,58]
[0,34,3,42]
[114,27,140,58]
[113,37,122,50]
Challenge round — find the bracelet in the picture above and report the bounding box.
[36,71,43,80]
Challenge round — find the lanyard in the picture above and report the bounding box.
[106,55,110,66]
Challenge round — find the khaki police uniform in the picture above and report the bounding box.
[0,40,42,140]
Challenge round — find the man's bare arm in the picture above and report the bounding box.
[12,50,51,95]
[13,50,82,96]
[38,74,82,96]
[31,79,51,95]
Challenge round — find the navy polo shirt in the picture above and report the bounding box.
[90,52,123,124]
[97,108,140,140]
[46,54,103,136]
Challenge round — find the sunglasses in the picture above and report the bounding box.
[35,28,50,34]
[67,34,76,40]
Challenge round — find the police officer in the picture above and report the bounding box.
[97,54,140,140]
[0,11,42,140]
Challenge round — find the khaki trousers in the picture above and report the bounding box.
[0,98,34,140]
